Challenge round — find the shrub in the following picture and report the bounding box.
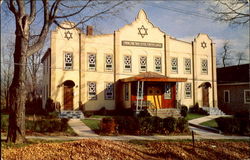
[139,117,155,135]
[100,118,116,134]
[180,105,188,117]
[1,114,9,132]
[163,117,177,133]
[116,108,134,116]
[189,103,208,115]
[138,109,151,117]
[177,117,189,132]
[114,116,140,134]
[216,117,241,134]
[26,118,69,132]
[97,107,107,116]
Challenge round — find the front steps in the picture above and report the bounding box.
[59,110,85,119]
[201,107,225,115]
[147,108,181,118]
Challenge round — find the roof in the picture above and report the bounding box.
[120,72,187,82]
[217,64,250,84]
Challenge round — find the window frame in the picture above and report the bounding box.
[244,89,250,104]
[139,56,147,72]
[104,82,114,100]
[201,58,208,74]
[64,52,73,70]
[88,53,96,71]
[184,58,191,74]
[87,81,97,100]
[154,56,162,72]
[185,83,192,99]
[105,54,113,72]
[164,83,172,99]
[223,90,230,103]
[171,57,178,73]
[123,55,132,72]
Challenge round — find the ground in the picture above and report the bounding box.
[2,139,249,160]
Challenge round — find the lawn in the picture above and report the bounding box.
[200,119,218,129]
[185,113,207,121]
[89,115,112,119]
[1,114,77,136]
[81,119,100,131]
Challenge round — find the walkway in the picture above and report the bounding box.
[68,119,98,137]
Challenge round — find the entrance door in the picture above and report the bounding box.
[64,86,73,110]
[202,87,209,107]
[147,86,162,109]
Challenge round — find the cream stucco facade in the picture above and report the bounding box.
[42,9,218,111]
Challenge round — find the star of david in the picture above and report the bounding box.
[201,41,207,49]
[138,25,148,38]
[64,31,73,40]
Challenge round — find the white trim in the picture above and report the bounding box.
[244,89,250,104]
[223,90,230,103]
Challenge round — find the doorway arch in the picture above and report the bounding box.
[199,82,211,107]
[63,80,75,110]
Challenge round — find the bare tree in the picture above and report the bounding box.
[4,0,130,143]
[217,40,233,67]
[235,51,248,65]
[209,0,250,26]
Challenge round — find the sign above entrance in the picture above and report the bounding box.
[122,40,162,48]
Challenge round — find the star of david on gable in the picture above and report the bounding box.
[138,25,148,38]
[201,41,207,49]
[64,31,73,40]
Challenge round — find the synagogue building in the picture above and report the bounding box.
[41,9,218,113]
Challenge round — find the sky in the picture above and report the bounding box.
[1,1,249,66]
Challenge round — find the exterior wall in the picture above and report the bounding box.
[43,9,218,111]
[218,83,250,114]
[50,22,81,110]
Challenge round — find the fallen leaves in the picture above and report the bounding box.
[2,139,250,160]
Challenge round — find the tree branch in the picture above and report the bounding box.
[28,0,36,24]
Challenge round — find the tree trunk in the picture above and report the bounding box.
[7,33,29,143]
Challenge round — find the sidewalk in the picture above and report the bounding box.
[68,119,98,137]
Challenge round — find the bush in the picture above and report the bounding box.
[114,116,140,134]
[138,109,151,117]
[216,117,241,134]
[1,114,9,132]
[100,117,116,134]
[163,117,177,133]
[139,117,155,135]
[97,107,107,116]
[115,108,134,116]
[180,105,188,117]
[189,103,208,115]
[26,118,69,132]
[177,117,189,132]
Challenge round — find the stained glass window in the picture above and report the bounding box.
[185,83,192,98]
[154,57,161,72]
[164,84,171,99]
[201,59,208,74]
[140,56,147,72]
[88,82,97,100]
[64,53,73,70]
[88,53,96,71]
[171,57,178,73]
[105,55,113,71]
[124,55,132,72]
[105,82,114,100]
[184,58,191,74]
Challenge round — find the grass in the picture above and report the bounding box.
[200,119,218,128]
[89,115,112,119]
[81,119,100,131]
[185,113,207,121]
[1,114,76,136]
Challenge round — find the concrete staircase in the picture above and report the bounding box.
[59,110,85,119]
[201,107,225,115]
[147,108,181,118]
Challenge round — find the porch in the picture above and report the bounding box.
[119,72,187,115]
